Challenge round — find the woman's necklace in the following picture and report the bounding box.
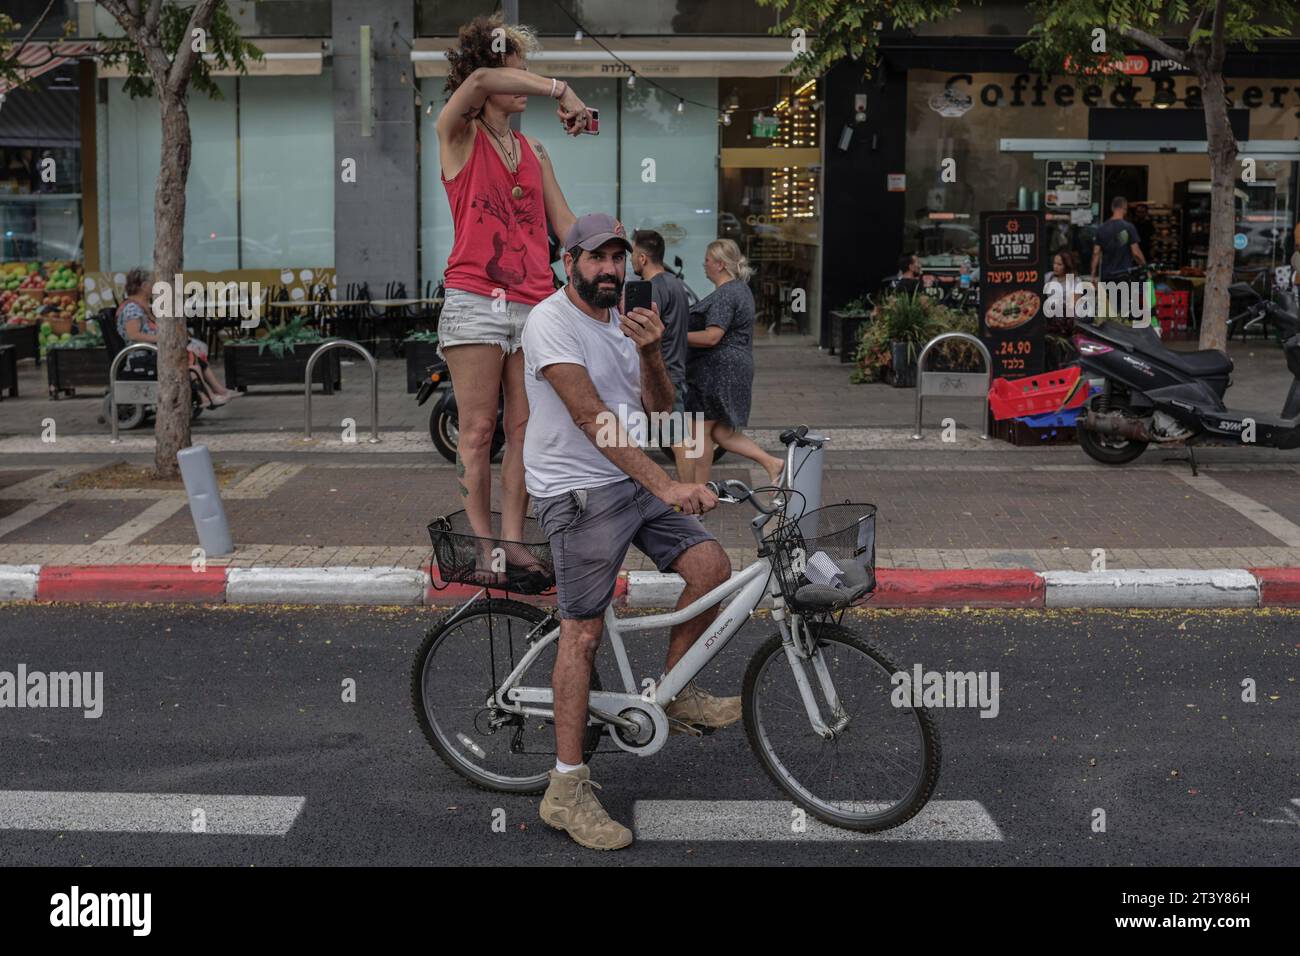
[478,117,523,199]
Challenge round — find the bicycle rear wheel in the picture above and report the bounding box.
[743,623,940,832]
[411,598,603,794]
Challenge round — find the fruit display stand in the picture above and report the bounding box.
[1,261,86,354]
[46,344,109,397]
[0,321,40,365]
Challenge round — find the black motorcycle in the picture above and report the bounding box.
[414,360,724,466]
[1074,285,1300,469]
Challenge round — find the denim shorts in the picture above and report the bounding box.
[436,287,533,360]
[532,478,716,620]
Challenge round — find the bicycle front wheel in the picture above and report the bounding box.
[411,598,602,795]
[743,623,940,832]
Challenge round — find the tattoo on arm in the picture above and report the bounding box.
[532,141,548,162]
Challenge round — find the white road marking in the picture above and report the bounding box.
[0,791,306,835]
[0,501,62,540]
[95,498,189,546]
[632,799,1003,842]
[1177,472,1300,547]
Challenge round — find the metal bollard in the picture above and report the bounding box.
[789,430,828,536]
[177,444,234,557]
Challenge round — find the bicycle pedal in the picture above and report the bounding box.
[667,718,706,738]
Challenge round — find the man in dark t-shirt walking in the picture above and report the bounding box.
[1091,195,1147,282]
[632,229,693,475]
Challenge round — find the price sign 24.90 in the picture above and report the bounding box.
[979,212,1047,378]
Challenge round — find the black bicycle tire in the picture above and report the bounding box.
[742,623,941,832]
[411,598,602,795]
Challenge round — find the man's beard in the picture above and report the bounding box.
[573,269,622,309]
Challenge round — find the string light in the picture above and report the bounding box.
[676,100,685,114]
[573,29,583,43]
[626,73,635,88]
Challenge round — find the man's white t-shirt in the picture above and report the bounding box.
[522,287,644,498]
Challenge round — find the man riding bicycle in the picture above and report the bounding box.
[522,213,738,850]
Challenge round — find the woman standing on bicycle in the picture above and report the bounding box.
[437,14,591,579]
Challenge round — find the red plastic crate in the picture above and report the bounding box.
[1155,290,1189,319]
[988,367,1088,420]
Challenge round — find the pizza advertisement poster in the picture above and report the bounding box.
[979,211,1047,379]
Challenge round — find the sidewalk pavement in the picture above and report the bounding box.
[3,453,1300,607]
[5,337,1300,607]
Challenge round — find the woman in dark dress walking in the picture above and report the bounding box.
[681,239,785,486]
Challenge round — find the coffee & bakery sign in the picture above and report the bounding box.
[933,72,1300,113]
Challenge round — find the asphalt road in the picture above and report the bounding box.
[0,604,1296,866]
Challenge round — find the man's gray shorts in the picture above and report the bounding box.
[533,478,716,620]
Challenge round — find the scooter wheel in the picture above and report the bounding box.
[430,401,504,464]
[1078,423,1148,465]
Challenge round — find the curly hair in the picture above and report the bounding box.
[124,267,152,297]
[444,14,541,97]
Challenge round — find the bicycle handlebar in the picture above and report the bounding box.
[706,479,778,514]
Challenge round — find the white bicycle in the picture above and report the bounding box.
[413,428,940,832]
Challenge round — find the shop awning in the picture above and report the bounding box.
[411,36,796,79]
[0,41,97,97]
[1001,138,1300,159]
[96,38,326,78]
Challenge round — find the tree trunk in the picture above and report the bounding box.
[152,91,194,478]
[1198,70,1238,353]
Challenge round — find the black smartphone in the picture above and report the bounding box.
[623,279,652,313]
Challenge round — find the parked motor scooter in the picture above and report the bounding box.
[1074,290,1300,470]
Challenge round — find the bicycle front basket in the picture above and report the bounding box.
[765,503,877,612]
[427,510,555,594]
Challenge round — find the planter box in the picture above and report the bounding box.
[0,322,40,365]
[0,345,16,398]
[46,346,109,397]
[887,341,918,388]
[224,341,341,394]
[829,311,867,363]
[405,340,441,393]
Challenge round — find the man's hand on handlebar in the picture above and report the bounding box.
[661,481,717,516]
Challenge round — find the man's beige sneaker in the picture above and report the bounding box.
[538,765,633,851]
[665,681,743,733]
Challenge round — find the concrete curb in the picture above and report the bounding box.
[2,564,1300,609]
[225,567,427,605]
[1040,568,1260,608]
[0,564,40,602]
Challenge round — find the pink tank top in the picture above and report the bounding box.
[442,125,553,306]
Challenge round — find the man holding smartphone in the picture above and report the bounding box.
[521,213,738,851]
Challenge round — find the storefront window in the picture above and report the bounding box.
[103,71,334,271]
[906,69,1299,274]
[0,67,83,264]
[718,75,821,335]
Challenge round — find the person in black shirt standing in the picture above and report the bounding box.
[632,229,693,476]
[1091,195,1147,281]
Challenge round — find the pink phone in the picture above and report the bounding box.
[580,107,600,135]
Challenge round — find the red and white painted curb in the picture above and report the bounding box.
[1,563,1299,608]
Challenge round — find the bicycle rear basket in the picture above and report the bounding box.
[765,503,877,613]
[427,510,555,594]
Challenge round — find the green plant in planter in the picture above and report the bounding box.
[836,294,871,316]
[850,293,979,382]
[254,316,324,357]
[403,330,440,345]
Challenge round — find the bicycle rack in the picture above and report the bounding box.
[303,339,380,443]
[108,342,159,443]
[910,332,992,441]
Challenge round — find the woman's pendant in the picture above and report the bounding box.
[511,184,523,200]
